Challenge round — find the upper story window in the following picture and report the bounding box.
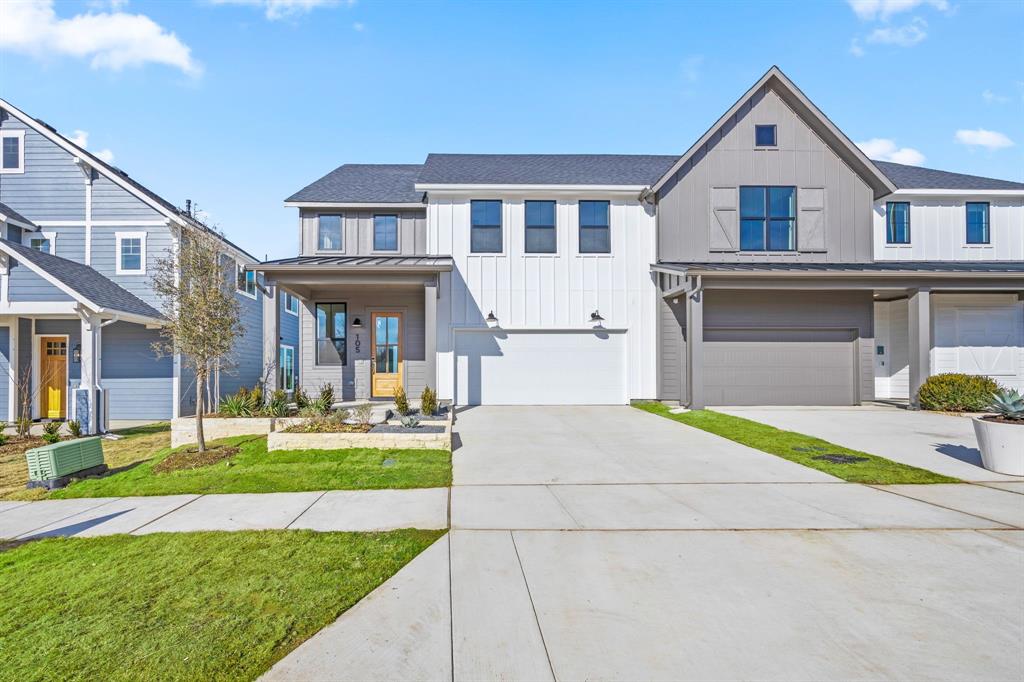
[755,125,777,147]
[373,214,398,251]
[315,302,347,366]
[525,200,556,253]
[739,186,795,251]
[115,232,146,274]
[0,130,25,174]
[236,262,257,298]
[886,202,911,244]
[318,214,343,251]
[471,200,502,253]
[966,202,990,244]
[284,291,300,316]
[578,200,611,253]
[29,232,54,254]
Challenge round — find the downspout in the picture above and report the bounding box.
[683,274,703,409]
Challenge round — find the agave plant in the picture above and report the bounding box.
[990,389,1024,420]
[219,392,254,417]
[400,415,420,429]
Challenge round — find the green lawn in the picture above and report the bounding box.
[51,435,451,498]
[634,402,959,484]
[0,529,443,682]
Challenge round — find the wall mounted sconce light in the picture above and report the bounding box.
[352,317,363,328]
[590,310,605,328]
[486,311,499,327]
[72,344,82,363]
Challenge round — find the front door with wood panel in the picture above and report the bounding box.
[40,337,67,419]
[371,312,403,397]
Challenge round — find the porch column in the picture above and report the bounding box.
[263,282,280,393]
[908,287,931,409]
[424,281,437,393]
[78,311,102,434]
[686,285,705,410]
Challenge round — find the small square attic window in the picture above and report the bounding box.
[755,125,777,147]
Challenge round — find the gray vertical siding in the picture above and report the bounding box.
[656,85,874,264]
[0,328,10,421]
[0,115,86,221]
[300,209,427,257]
[299,287,426,401]
[657,295,686,401]
[101,322,173,420]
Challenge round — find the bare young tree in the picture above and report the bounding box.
[152,224,244,451]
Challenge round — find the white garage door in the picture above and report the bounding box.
[454,330,626,405]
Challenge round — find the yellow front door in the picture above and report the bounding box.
[40,337,67,419]
[371,312,403,397]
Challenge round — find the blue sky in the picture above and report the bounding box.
[1,0,1022,260]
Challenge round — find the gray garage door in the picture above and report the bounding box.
[704,328,857,406]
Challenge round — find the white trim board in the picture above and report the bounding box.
[115,231,147,275]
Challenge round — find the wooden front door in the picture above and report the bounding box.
[371,312,403,397]
[40,337,67,419]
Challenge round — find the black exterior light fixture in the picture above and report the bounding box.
[486,310,499,326]
[590,310,605,327]
[72,344,82,363]
[352,317,363,328]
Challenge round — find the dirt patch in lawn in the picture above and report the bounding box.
[0,436,50,499]
[154,445,241,474]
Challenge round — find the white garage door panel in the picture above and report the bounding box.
[955,307,1018,376]
[455,331,626,405]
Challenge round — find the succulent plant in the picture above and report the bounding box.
[990,389,1024,420]
[400,415,420,429]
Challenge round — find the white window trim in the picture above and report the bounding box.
[115,231,147,275]
[0,130,26,174]
[279,344,296,391]
[25,230,57,255]
[284,292,299,316]
[236,260,258,299]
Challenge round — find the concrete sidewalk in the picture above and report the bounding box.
[0,488,448,539]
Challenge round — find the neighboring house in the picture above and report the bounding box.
[0,98,297,431]
[260,66,1023,408]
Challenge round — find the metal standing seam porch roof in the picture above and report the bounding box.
[653,261,1024,276]
[257,255,454,271]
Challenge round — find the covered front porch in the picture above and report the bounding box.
[258,256,453,402]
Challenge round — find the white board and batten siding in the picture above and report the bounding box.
[428,196,658,404]
[873,196,1024,261]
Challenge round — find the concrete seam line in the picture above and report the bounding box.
[544,486,583,529]
[510,530,558,682]
[14,496,124,539]
[0,501,32,515]
[284,490,328,530]
[865,485,1019,529]
[124,494,205,535]
[448,532,455,682]
[965,481,1024,497]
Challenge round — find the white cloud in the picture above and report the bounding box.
[680,55,703,83]
[352,21,365,31]
[955,129,1015,150]
[849,39,865,57]
[865,18,927,47]
[68,129,115,163]
[0,0,200,76]
[847,0,949,21]
[982,89,1009,104]
[856,138,926,165]
[210,0,353,21]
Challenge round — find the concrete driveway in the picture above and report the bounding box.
[717,404,1023,482]
[267,406,1024,681]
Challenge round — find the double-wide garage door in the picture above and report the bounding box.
[454,330,626,405]
[704,328,857,406]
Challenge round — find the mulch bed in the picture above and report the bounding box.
[370,425,447,434]
[154,445,241,474]
[281,423,374,434]
[979,416,1024,424]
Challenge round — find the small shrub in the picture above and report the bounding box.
[297,405,324,419]
[41,421,62,444]
[266,389,289,417]
[16,417,31,438]
[318,383,335,410]
[334,407,351,423]
[393,385,409,416]
[917,373,1000,412]
[219,392,254,418]
[248,385,264,412]
[400,415,420,428]
[0,432,7,446]
[990,388,1024,420]
[67,419,83,438]
[353,402,374,425]
[293,383,309,409]
[420,386,437,417]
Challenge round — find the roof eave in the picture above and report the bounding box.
[651,264,1024,278]
[413,183,648,193]
[283,201,426,209]
[890,188,1024,196]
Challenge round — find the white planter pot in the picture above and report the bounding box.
[972,417,1024,477]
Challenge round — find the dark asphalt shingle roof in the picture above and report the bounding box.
[1,239,162,318]
[286,165,425,204]
[658,261,1024,274]
[260,255,453,270]
[417,153,679,186]
[0,202,36,228]
[873,161,1024,190]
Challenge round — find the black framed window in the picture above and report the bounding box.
[471,200,502,253]
[755,125,777,147]
[578,200,610,253]
[315,302,347,366]
[374,214,398,251]
[525,200,556,253]
[318,214,343,251]
[966,202,990,244]
[739,186,795,251]
[886,202,910,244]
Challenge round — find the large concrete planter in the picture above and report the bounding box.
[268,427,450,452]
[171,417,278,448]
[972,417,1024,476]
